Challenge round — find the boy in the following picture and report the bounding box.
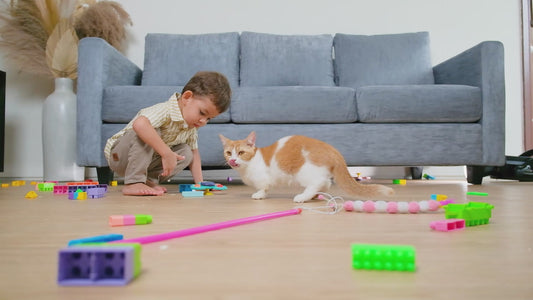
[104,71,231,196]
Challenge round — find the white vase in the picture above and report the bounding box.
[42,78,84,181]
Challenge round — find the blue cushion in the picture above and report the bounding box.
[334,32,434,88]
[240,32,335,86]
[142,33,240,87]
[230,86,356,123]
[102,86,230,124]
[356,85,481,123]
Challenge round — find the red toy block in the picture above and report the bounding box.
[430,219,465,232]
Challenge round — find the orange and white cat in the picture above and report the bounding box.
[219,132,394,202]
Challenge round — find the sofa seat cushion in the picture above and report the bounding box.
[240,32,335,86]
[231,86,356,123]
[334,32,434,88]
[142,32,240,87]
[356,85,481,123]
[102,86,231,124]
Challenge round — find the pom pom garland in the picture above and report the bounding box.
[343,200,441,214]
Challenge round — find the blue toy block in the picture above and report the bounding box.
[179,184,192,192]
[182,191,204,197]
[57,243,141,286]
[68,234,124,246]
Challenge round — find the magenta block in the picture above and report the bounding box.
[430,219,465,232]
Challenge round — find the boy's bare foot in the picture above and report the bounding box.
[123,182,164,196]
[146,180,168,193]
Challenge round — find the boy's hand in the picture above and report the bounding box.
[161,152,186,177]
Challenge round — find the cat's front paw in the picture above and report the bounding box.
[252,190,266,199]
[293,194,311,203]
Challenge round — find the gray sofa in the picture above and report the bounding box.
[77,31,505,184]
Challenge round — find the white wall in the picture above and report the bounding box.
[0,0,524,179]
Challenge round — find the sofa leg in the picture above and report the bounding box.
[97,167,114,184]
[410,167,423,179]
[466,166,486,185]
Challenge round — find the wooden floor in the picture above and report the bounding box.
[0,178,532,299]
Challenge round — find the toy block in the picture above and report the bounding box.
[191,183,227,191]
[25,191,38,199]
[444,202,494,226]
[68,234,124,246]
[87,187,106,198]
[423,173,435,180]
[67,181,99,186]
[1,183,9,188]
[38,182,55,191]
[109,215,152,226]
[53,185,68,194]
[57,243,141,286]
[430,219,465,231]
[351,244,416,272]
[68,189,87,200]
[111,181,118,186]
[430,194,447,201]
[392,179,406,185]
[466,191,488,196]
[182,191,204,197]
[11,180,26,186]
[179,184,192,192]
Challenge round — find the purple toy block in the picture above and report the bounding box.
[87,187,106,198]
[430,219,465,232]
[57,245,139,286]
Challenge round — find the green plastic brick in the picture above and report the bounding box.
[444,202,494,226]
[351,244,416,272]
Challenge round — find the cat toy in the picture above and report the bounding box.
[343,199,441,214]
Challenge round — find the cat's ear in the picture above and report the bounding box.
[219,134,230,146]
[246,131,256,147]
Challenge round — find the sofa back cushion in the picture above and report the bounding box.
[142,32,240,87]
[240,32,335,86]
[334,32,434,88]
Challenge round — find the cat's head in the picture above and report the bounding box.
[219,131,257,169]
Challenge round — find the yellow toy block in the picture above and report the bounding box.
[111,181,118,186]
[1,183,9,188]
[25,191,38,199]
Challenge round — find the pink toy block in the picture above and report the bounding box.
[53,185,68,194]
[430,219,465,232]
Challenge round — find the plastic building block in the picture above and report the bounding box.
[351,244,416,272]
[438,199,456,206]
[11,180,26,186]
[430,219,465,231]
[1,183,9,188]
[109,215,152,226]
[182,191,204,197]
[430,194,447,201]
[38,182,55,191]
[392,179,406,185]
[25,191,38,199]
[111,180,118,186]
[66,181,99,186]
[423,173,435,180]
[466,191,488,196]
[57,243,141,286]
[68,234,124,246]
[444,202,494,226]
[179,184,192,192]
[191,183,227,191]
[69,189,87,200]
[54,185,68,194]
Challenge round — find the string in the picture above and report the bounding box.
[294,192,345,215]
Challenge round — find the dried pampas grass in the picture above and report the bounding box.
[74,1,132,51]
[0,0,132,79]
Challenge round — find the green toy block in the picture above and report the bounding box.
[38,182,56,191]
[444,202,494,226]
[351,244,416,272]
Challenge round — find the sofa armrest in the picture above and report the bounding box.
[77,37,142,167]
[433,41,505,165]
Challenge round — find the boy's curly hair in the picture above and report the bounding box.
[182,71,231,113]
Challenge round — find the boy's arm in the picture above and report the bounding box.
[132,116,184,176]
[189,149,204,184]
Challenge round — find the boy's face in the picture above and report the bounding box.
[180,91,219,128]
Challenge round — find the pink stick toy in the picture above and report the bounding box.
[113,208,302,245]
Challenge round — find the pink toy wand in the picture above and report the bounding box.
[112,208,302,245]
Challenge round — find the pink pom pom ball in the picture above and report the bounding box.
[386,202,398,213]
[363,200,376,213]
[408,201,420,213]
[428,200,440,211]
[343,201,354,211]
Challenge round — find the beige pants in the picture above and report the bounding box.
[107,129,193,184]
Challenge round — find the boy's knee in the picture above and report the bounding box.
[176,144,193,166]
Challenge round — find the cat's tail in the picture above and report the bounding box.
[333,164,394,199]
